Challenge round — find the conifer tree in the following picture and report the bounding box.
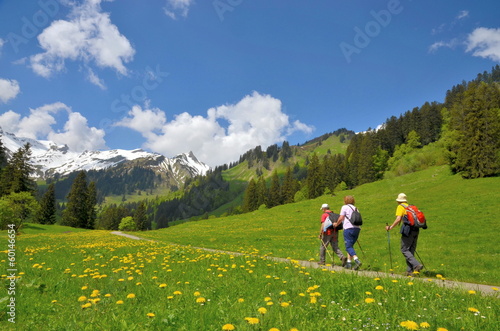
[243,178,258,212]
[0,143,35,196]
[256,176,268,208]
[62,171,89,228]
[134,201,148,230]
[35,183,56,224]
[306,153,323,199]
[281,166,297,204]
[86,181,97,229]
[267,170,282,208]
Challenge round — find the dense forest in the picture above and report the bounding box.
[1,66,499,231]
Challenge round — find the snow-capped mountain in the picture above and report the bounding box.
[0,128,210,182]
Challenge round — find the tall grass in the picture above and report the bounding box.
[1,230,497,330]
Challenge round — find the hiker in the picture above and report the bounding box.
[334,196,362,270]
[385,193,424,276]
[318,203,347,266]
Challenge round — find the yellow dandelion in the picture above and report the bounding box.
[436,328,448,331]
[290,328,299,331]
[374,277,381,280]
[492,287,498,291]
[159,283,167,288]
[126,293,136,299]
[407,282,414,286]
[116,300,124,304]
[222,324,235,331]
[51,300,57,304]
[266,301,274,306]
[269,328,280,331]
[196,297,206,303]
[299,293,306,297]
[118,278,125,282]
[364,298,375,304]
[310,297,317,304]
[167,295,174,299]
[280,302,290,307]
[468,307,479,313]
[237,298,245,303]
[280,291,287,295]
[419,322,430,328]
[81,286,88,290]
[173,291,182,295]
[391,279,398,283]
[194,291,201,296]
[147,313,155,318]
[375,285,384,290]
[400,320,419,330]
[264,296,272,302]
[245,317,260,325]
[105,293,112,297]
[468,290,476,295]
[258,307,267,314]
[136,282,142,285]
[77,296,87,302]
[365,291,372,295]
[81,303,92,309]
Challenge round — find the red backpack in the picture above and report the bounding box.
[402,204,427,229]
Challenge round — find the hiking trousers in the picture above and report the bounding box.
[320,231,345,263]
[401,229,420,272]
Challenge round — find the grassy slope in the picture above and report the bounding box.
[137,165,500,285]
[19,223,90,234]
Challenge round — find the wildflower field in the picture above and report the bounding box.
[2,230,498,330]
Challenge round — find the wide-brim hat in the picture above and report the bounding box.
[396,193,407,202]
[320,203,329,210]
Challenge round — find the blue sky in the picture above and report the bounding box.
[0,0,499,167]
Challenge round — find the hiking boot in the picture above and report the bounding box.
[345,262,352,269]
[354,259,362,270]
[413,264,424,273]
[341,256,347,267]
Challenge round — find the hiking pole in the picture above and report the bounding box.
[414,250,426,270]
[356,240,366,257]
[319,235,334,263]
[386,223,394,272]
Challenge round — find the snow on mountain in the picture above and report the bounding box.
[0,128,210,180]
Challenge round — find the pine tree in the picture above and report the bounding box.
[0,143,35,196]
[306,153,323,199]
[134,201,148,230]
[86,181,97,229]
[0,137,7,169]
[35,183,56,224]
[267,171,282,208]
[62,171,89,228]
[256,176,268,208]
[243,178,258,212]
[281,166,297,204]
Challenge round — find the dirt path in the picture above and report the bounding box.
[111,231,499,296]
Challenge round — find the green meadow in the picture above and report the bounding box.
[2,165,499,330]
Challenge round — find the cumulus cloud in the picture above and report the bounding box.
[466,27,500,62]
[0,78,21,103]
[29,0,135,80]
[116,92,314,167]
[164,0,194,19]
[0,102,106,152]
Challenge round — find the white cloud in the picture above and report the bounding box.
[164,0,194,19]
[0,102,106,152]
[48,112,106,152]
[0,78,21,103]
[0,38,5,55]
[456,10,469,20]
[116,92,314,167]
[86,67,107,90]
[30,0,135,79]
[428,39,461,53]
[466,27,500,62]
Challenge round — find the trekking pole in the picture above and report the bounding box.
[319,235,334,263]
[414,250,426,270]
[356,240,366,257]
[386,223,393,272]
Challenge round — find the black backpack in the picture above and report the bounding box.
[326,212,343,231]
[346,205,363,226]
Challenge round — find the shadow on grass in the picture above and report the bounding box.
[22,224,47,231]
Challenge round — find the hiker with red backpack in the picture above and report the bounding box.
[318,203,347,266]
[385,193,426,276]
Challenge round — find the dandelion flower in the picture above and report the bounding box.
[237,298,245,303]
[173,291,182,295]
[310,297,317,304]
[159,284,167,288]
[392,279,398,283]
[407,282,414,286]
[364,298,375,304]
[468,290,476,295]
[374,277,381,280]
[78,296,87,302]
[492,287,498,291]
[269,328,280,331]
[400,320,419,330]
[194,291,201,296]
[51,300,57,304]
[81,286,88,290]
[468,307,479,313]
[196,297,206,303]
[245,317,260,325]
[222,324,235,331]
[436,328,448,331]
[280,302,290,307]
[81,303,92,309]
[264,296,272,302]
[375,285,384,290]
[126,293,136,299]
[147,313,155,318]
[290,328,299,331]
[365,291,372,295]
[280,291,287,295]
[116,300,124,304]
[258,307,267,314]
[420,322,430,328]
